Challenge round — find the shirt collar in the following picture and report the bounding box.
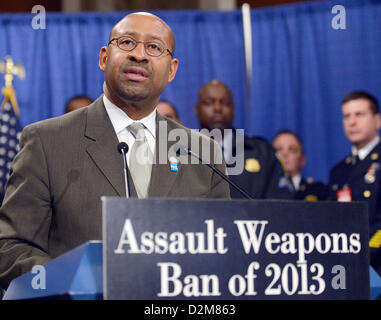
[222,129,233,157]
[352,135,380,160]
[103,94,156,138]
[222,130,233,145]
[292,174,302,191]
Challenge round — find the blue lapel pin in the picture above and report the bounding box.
[169,156,179,172]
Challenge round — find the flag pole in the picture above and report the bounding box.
[241,3,252,134]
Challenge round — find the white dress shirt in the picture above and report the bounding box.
[103,95,156,197]
[221,129,233,164]
[352,135,380,161]
[103,94,156,166]
[291,174,302,191]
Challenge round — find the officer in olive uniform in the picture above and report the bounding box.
[195,80,290,199]
[328,91,381,275]
[273,130,328,201]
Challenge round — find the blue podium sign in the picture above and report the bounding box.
[102,198,370,300]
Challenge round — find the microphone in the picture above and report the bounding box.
[176,144,253,200]
[117,142,130,198]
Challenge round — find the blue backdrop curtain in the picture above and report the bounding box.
[0,0,380,183]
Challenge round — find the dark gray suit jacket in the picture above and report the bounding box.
[0,96,229,288]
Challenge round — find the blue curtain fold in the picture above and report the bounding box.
[0,0,380,182]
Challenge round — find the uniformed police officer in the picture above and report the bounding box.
[328,91,381,275]
[195,80,290,199]
[273,130,328,201]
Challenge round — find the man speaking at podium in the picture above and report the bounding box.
[0,13,229,289]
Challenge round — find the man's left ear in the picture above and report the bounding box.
[167,58,179,83]
[376,113,381,130]
[301,155,307,169]
[99,47,108,72]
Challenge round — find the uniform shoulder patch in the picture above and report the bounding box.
[370,230,381,248]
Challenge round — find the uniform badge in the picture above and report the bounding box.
[304,194,318,201]
[371,153,379,161]
[169,156,179,172]
[245,158,261,173]
[364,163,379,184]
[345,157,352,164]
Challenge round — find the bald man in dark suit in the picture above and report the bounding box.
[0,13,229,289]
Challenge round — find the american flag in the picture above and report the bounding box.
[0,101,22,202]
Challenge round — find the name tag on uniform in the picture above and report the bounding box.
[337,188,352,202]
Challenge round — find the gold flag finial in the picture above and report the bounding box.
[0,56,26,116]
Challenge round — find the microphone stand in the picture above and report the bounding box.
[180,146,253,200]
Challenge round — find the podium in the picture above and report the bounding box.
[3,198,381,300]
[3,241,102,300]
[370,266,381,299]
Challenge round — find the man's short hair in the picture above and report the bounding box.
[64,95,93,113]
[273,129,304,155]
[342,91,379,114]
[196,80,234,107]
[158,100,179,119]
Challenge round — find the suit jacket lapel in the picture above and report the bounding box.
[148,113,182,197]
[84,96,126,197]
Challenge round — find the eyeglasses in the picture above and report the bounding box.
[108,36,173,58]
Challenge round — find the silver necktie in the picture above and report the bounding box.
[128,122,153,198]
